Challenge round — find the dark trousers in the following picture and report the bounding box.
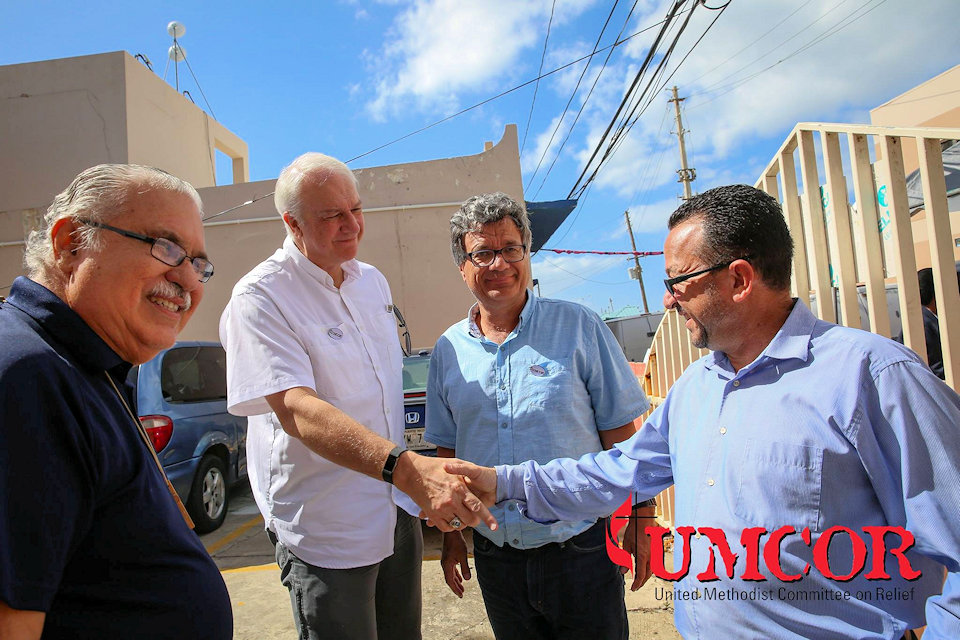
[472,519,628,640]
[269,507,423,640]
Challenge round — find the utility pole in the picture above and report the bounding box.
[624,210,650,313]
[668,85,696,200]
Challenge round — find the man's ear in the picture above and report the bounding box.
[50,217,83,271]
[282,212,300,238]
[730,258,756,303]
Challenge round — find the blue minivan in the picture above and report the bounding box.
[127,341,247,533]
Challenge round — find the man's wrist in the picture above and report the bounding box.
[381,445,410,484]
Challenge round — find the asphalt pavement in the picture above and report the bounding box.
[201,483,681,640]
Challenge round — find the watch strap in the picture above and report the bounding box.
[381,445,408,484]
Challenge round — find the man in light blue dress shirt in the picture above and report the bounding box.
[425,192,655,640]
[447,185,960,640]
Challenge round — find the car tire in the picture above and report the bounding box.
[187,454,229,534]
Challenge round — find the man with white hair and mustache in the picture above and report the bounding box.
[0,164,232,639]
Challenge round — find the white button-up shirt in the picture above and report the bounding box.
[220,237,404,568]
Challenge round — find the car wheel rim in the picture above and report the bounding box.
[202,466,226,520]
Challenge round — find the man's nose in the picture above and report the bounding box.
[168,259,203,292]
[488,252,510,270]
[343,211,361,234]
[663,289,679,310]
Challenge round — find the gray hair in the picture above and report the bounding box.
[274,152,358,236]
[450,192,532,266]
[24,164,202,280]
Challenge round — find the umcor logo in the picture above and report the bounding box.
[605,498,921,583]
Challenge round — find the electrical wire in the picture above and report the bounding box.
[530,0,642,200]
[181,54,216,119]
[689,0,887,109]
[520,0,556,155]
[345,16,671,165]
[567,0,690,199]
[524,0,624,194]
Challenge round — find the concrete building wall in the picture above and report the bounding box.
[0,52,129,213]
[871,63,960,173]
[187,125,524,350]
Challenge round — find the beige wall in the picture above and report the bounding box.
[186,125,525,350]
[871,63,960,173]
[0,53,129,214]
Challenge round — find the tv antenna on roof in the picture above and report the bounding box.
[161,21,216,119]
[165,21,187,92]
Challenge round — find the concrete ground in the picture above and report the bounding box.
[202,484,681,640]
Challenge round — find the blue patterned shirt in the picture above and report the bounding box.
[426,292,649,548]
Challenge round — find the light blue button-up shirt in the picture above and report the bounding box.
[426,292,649,549]
[497,301,960,639]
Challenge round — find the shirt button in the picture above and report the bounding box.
[385,408,390,414]
[508,503,515,511]
[499,383,506,390]
[512,539,520,545]
[719,427,727,435]
[732,380,740,387]
[706,478,715,486]
[694,531,702,539]
[500,423,507,429]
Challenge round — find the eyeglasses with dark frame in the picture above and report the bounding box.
[79,219,215,283]
[466,244,527,268]
[663,256,752,297]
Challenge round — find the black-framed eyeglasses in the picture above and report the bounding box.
[466,244,527,268]
[663,256,751,297]
[79,219,215,283]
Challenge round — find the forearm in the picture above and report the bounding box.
[267,387,395,480]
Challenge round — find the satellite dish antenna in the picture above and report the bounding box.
[167,21,186,38]
[165,21,187,91]
[168,44,187,62]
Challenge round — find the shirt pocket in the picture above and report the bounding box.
[303,323,371,402]
[734,438,823,532]
[518,357,573,408]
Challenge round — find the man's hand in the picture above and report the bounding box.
[393,453,497,532]
[622,507,654,591]
[440,531,472,598]
[441,459,498,507]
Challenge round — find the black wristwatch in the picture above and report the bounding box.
[381,445,409,484]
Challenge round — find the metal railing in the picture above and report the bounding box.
[641,122,960,527]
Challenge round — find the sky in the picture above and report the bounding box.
[5,0,959,316]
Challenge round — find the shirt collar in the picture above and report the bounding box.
[282,236,360,288]
[465,289,536,340]
[6,277,129,375]
[705,299,815,374]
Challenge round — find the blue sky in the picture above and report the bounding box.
[5,0,959,316]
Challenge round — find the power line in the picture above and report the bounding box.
[520,0,557,155]
[568,0,691,198]
[530,0,642,200]
[525,0,626,194]
[345,15,670,165]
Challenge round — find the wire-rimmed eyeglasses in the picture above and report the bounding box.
[79,219,215,283]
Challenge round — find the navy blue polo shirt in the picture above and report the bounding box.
[0,277,232,639]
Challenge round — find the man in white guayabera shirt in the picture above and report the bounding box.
[220,152,495,640]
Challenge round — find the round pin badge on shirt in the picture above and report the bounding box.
[327,327,344,340]
[530,364,546,377]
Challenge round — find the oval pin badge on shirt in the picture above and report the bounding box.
[529,364,547,377]
[327,327,344,341]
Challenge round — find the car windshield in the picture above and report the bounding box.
[402,357,430,392]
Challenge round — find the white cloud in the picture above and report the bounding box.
[540,0,960,196]
[532,252,630,297]
[365,0,598,120]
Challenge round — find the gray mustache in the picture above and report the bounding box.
[148,280,192,312]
